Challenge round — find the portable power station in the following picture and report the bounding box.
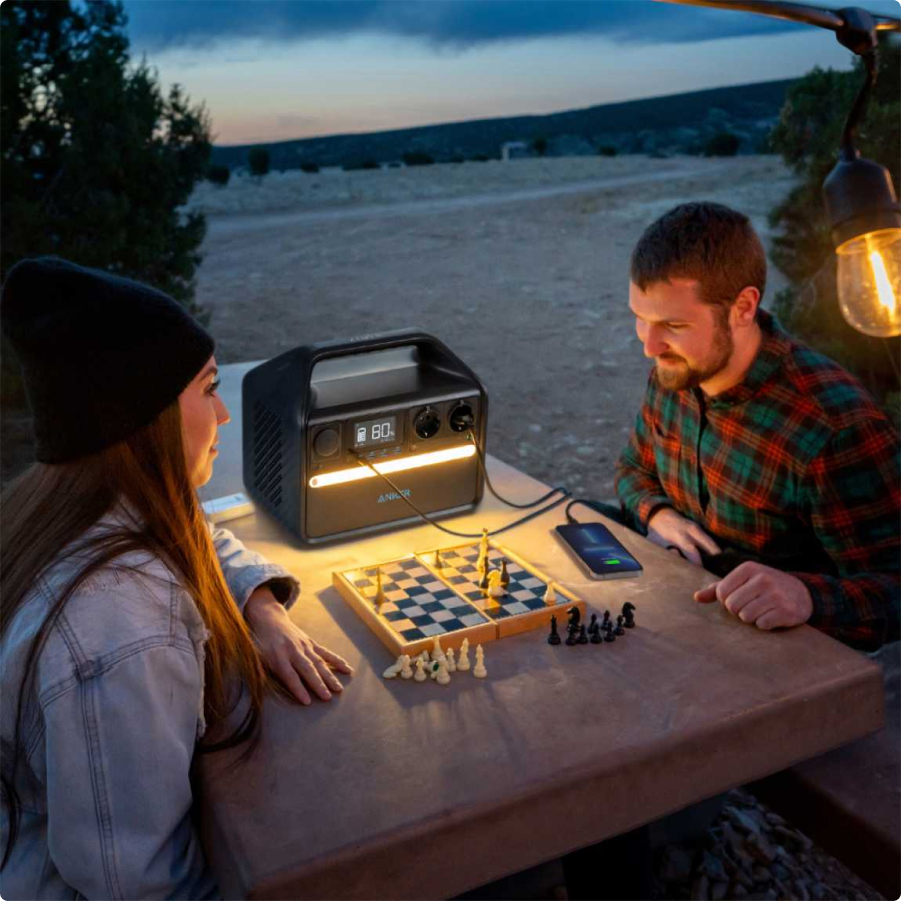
[242,330,488,544]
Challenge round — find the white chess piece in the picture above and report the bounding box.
[544,580,557,605]
[457,639,471,672]
[432,636,445,662]
[487,570,505,598]
[419,650,430,665]
[414,657,427,682]
[383,655,405,679]
[399,655,413,679]
[430,661,441,680]
[446,648,457,672]
[473,644,487,678]
[435,658,451,685]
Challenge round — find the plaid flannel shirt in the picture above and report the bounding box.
[615,310,900,651]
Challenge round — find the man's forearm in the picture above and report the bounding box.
[795,570,900,651]
[614,461,672,528]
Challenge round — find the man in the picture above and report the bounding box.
[616,202,899,651]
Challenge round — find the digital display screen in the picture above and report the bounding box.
[353,415,398,448]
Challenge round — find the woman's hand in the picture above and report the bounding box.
[245,588,353,705]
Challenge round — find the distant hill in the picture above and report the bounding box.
[210,78,794,171]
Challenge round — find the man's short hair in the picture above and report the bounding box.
[630,202,767,311]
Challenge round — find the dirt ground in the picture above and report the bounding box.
[194,154,794,501]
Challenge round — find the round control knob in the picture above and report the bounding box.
[313,428,340,457]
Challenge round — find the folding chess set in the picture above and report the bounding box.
[332,530,586,659]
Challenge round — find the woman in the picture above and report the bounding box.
[0,257,352,898]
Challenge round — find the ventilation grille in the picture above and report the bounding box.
[252,400,284,509]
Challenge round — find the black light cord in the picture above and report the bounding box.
[842,48,878,157]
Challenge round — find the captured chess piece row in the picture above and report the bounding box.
[383,636,487,683]
[548,603,636,646]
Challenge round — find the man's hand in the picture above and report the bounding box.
[647,507,721,566]
[694,562,813,630]
[245,588,353,705]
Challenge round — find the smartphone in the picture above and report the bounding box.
[555,522,643,580]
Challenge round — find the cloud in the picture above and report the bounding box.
[123,0,810,53]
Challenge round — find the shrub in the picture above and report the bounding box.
[531,136,548,157]
[703,132,740,157]
[248,147,270,177]
[343,159,379,171]
[207,164,231,186]
[403,151,434,166]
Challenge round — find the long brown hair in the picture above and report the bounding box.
[1,400,277,866]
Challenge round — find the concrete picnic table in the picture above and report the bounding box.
[196,362,884,900]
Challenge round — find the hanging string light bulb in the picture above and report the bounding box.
[822,11,901,337]
[655,0,901,336]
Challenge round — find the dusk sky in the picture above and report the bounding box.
[122,1,899,146]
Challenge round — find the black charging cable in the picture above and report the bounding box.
[465,429,569,509]
[563,498,622,525]
[350,449,570,539]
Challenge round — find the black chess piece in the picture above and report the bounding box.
[578,624,589,644]
[500,559,510,587]
[602,610,611,629]
[479,569,489,590]
[589,613,598,632]
[614,614,625,636]
[603,621,616,642]
[567,606,581,631]
[590,623,602,644]
[622,601,636,628]
[565,628,578,646]
[548,615,561,646]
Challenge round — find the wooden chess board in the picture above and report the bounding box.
[333,540,584,657]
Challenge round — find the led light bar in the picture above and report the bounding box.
[309,444,476,488]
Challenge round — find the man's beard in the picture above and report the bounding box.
[655,315,734,391]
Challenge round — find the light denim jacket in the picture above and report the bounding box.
[0,510,299,900]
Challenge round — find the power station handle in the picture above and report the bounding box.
[306,328,444,368]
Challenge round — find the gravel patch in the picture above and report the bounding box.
[652,789,884,901]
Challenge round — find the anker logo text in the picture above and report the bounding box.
[377,489,411,503]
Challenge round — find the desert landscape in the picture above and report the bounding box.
[192,153,795,502]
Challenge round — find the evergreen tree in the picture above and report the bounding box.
[1,0,211,314]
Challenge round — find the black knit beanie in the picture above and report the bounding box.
[1,257,215,463]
